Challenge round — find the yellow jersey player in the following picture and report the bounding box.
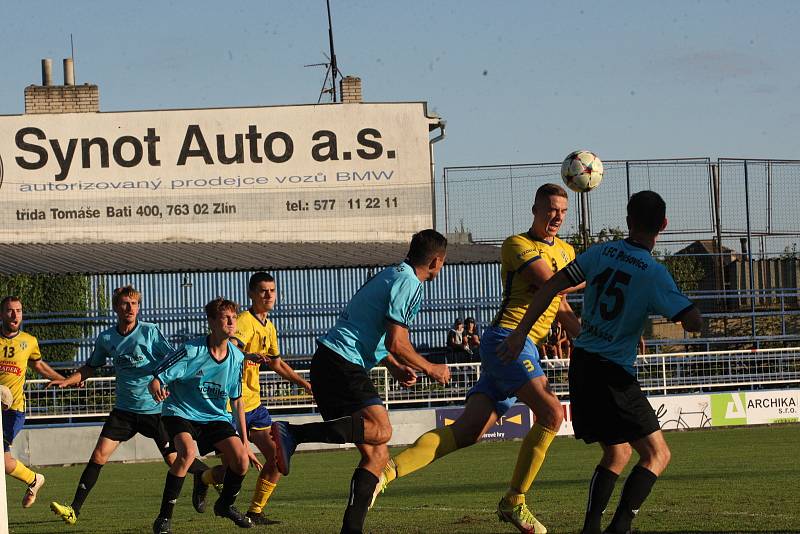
[375,184,582,534]
[1,296,66,508]
[198,272,311,526]
[499,191,703,534]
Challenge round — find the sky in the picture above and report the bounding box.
[1,0,798,172]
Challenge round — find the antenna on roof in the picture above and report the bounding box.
[70,34,76,83]
[304,0,342,103]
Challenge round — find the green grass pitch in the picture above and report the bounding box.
[7,425,799,533]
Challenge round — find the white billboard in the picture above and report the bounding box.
[0,103,441,243]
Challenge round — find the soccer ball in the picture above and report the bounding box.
[0,384,12,410]
[561,150,604,193]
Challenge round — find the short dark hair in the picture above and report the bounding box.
[0,296,21,312]
[534,183,568,206]
[627,190,666,234]
[205,297,239,319]
[406,229,447,266]
[248,272,275,293]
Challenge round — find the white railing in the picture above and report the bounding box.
[22,347,800,419]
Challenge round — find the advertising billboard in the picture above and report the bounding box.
[0,102,440,243]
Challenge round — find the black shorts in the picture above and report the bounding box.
[161,416,238,456]
[100,408,175,456]
[569,347,659,445]
[310,343,384,421]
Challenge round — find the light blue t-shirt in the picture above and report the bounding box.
[88,321,173,414]
[153,336,244,424]
[563,239,694,375]
[318,261,424,370]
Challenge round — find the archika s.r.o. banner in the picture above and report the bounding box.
[0,102,442,243]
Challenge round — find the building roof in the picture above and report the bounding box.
[0,241,500,275]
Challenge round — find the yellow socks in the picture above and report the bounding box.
[387,426,458,482]
[248,477,277,514]
[508,423,557,496]
[9,460,36,485]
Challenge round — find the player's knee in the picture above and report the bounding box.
[90,449,109,465]
[230,451,249,475]
[536,402,563,431]
[657,444,671,469]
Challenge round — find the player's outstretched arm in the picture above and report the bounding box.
[30,359,66,382]
[46,364,95,388]
[385,322,450,385]
[498,269,576,363]
[268,358,312,393]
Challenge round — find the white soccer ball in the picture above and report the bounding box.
[0,384,12,410]
[561,150,604,193]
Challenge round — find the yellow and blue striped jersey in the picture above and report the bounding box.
[0,331,41,411]
[492,232,575,345]
[234,310,280,413]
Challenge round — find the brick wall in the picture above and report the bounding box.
[24,84,99,114]
[340,76,362,103]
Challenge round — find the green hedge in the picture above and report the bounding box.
[0,274,92,364]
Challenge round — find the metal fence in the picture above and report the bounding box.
[23,347,800,420]
[441,158,800,257]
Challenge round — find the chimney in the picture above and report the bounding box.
[340,76,362,103]
[63,58,75,85]
[41,59,53,86]
[24,59,99,114]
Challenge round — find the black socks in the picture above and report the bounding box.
[291,416,366,445]
[158,472,185,519]
[71,461,103,514]
[606,465,658,534]
[582,465,618,534]
[340,468,378,534]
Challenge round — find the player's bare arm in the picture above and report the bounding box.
[29,359,66,382]
[498,269,575,363]
[46,364,94,388]
[148,377,169,402]
[383,354,418,387]
[231,396,262,470]
[385,322,450,385]
[267,357,312,393]
[555,297,581,338]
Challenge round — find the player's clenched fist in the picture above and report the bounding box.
[426,363,451,385]
[148,377,169,402]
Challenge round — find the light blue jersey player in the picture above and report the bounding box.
[89,321,174,413]
[48,286,210,525]
[152,337,244,423]
[150,297,259,532]
[318,261,424,371]
[566,239,694,375]
[499,191,703,534]
[270,230,451,534]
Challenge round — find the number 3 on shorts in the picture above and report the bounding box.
[523,359,535,373]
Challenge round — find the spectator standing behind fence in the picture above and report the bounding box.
[463,318,481,355]
[447,319,469,352]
